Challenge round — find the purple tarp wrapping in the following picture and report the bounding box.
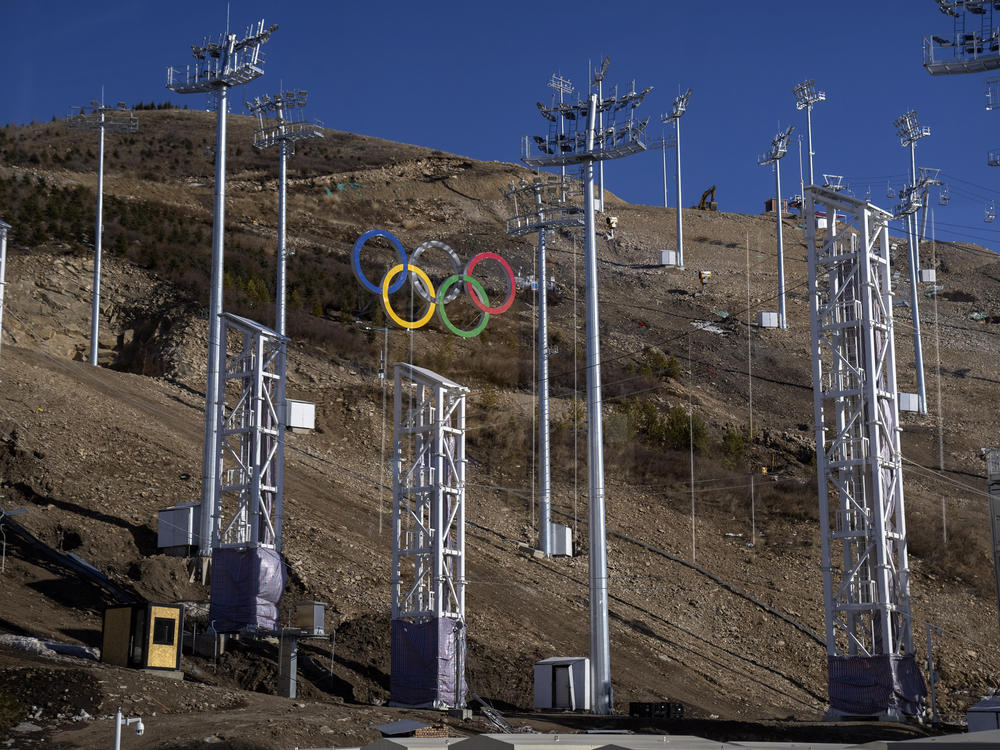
[209,547,286,632]
[390,617,467,708]
[828,653,927,718]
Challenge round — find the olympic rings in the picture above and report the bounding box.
[381,264,436,329]
[464,252,515,314]
[354,228,516,337]
[353,229,407,294]
[410,241,463,304]
[437,275,490,338]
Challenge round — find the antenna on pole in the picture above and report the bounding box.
[65,100,138,367]
[661,87,692,268]
[247,90,324,337]
[757,125,795,330]
[166,18,277,570]
[893,109,931,415]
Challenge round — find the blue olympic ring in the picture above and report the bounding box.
[352,229,408,294]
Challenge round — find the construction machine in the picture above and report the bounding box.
[693,185,718,211]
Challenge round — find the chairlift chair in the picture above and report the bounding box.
[986,200,996,223]
[939,185,950,206]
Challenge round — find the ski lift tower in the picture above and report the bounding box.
[390,364,468,709]
[247,90,323,337]
[923,1,1000,75]
[662,88,692,267]
[65,100,138,367]
[757,125,795,330]
[503,177,584,557]
[166,19,277,566]
[523,74,652,715]
[893,110,931,415]
[804,186,926,721]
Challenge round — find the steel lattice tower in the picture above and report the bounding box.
[390,364,467,709]
[804,186,926,720]
[213,314,287,551]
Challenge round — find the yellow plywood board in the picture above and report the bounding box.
[145,605,180,669]
[101,607,132,667]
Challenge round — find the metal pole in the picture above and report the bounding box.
[89,111,105,367]
[907,141,928,414]
[0,224,8,367]
[199,83,229,557]
[776,161,787,330]
[277,137,288,336]
[583,93,611,715]
[661,138,668,209]
[926,621,940,723]
[675,117,684,268]
[536,189,551,557]
[806,105,815,186]
[597,80,604,214]
[113,706,122,750]
[559,86,567,203]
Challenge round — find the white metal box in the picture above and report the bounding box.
[758,311,779,328]
[550,523,573,557]
[898,392,919,413]
[534,657,590,711]
[157,502,200,549]
[294,600,325,635]
[286,399,316,431]
[968,696,1000,731]
[660,250,677,267]
[918,269,937,283]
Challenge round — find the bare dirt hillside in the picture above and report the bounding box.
[0,110,998,748]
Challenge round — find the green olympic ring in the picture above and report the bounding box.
[437,275,490,338]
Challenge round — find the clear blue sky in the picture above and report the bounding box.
[3,1,1000,251]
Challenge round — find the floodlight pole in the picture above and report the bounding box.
[548,74,573,203]
[661,136,669,208]
[166,20,276,560]
[597,78,604,213]
[582,92,612,715]
[66,101,138,366]
[0,221,8,368]
[662,89,690,268]
[536,187,552,558]
[674,113,684,267]
[775,159,786,329]
[277,136,289,336]
[91,109,105,366]
[893,109,930,416]
[793,80,824,188]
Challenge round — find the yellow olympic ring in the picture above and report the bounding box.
[381,264,436,329]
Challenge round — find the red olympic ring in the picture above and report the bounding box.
[464,252,516,315]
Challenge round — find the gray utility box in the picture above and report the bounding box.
[285,399,316,432]
[157,502,201,553]
[534,657,590,711]
[968,696,1000,731]
[918,269,937,283]
[758,311,779,328]
[898,392,919,413]
[295,600,326,635]
[550,523,573,557]
[660,250,678,267]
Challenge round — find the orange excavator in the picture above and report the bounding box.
[693,185,718,211]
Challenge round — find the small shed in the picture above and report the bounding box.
[101,602,183,673]
[533,656,590,711]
